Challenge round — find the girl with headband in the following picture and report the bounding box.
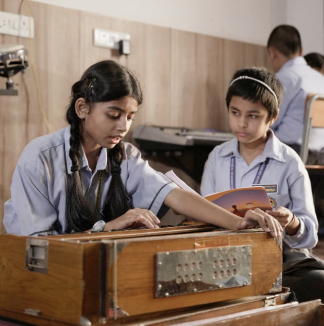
[3,61,282,237]
[201,67,324,302]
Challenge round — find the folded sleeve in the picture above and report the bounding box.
[4,160,59,236]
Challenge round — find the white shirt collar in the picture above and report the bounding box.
[279,56,307,71]
[218,130,286,163]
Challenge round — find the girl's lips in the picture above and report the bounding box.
[236,132,248,137]
[109,136,121,144]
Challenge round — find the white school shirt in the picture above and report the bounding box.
[271,56,324,151]
[200,131,318,249]
[4,127,177,236]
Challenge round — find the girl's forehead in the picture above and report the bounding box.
[230,96,268,112]
[94,97,138,112]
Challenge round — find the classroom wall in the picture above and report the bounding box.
[0,0,271,233]
[30,0,324,54]
[286,0,324,55]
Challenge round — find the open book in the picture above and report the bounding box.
[165,170,272,218]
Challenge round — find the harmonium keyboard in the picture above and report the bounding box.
[132,125,235,151]
[0,225,289,326]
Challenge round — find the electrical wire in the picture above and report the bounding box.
[22,0,52,133]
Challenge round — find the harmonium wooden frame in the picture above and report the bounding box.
[0,225,284,326]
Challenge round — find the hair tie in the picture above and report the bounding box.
[71,165,80,173]
[230,76,279,106]
[111,165,121,175]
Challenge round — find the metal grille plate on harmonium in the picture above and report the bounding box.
[156,245,252,297]
[0,225,282,325]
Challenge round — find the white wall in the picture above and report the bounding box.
[30,0,324,54]
[286,0,324,55]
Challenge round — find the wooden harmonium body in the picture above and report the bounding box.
[0,226,283,325]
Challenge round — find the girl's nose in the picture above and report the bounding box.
[238,116,247,128]
[117,117,128,132]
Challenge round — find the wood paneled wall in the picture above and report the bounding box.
[0,0,271,233]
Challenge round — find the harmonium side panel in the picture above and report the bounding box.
[82,242,102,318]
[0,234,87,325]
[105,230,282,318]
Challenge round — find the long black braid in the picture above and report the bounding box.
[65,60,142,232]
[101,142,134,221]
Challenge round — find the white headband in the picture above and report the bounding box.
[229,76,279,106]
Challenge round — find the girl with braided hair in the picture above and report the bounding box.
[4,60,282,237]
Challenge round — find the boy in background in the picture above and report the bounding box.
[267,25,324,164]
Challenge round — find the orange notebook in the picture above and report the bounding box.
[165,170,272,218]
[204,187,272,217]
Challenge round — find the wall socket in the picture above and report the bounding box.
[93,28,130,50]
[0,11,34,38]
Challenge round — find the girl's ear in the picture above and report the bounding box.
[75,98,90,119]
[269,109,280,126]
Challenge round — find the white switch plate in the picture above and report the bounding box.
[93,28,130,50]
[0,11,34,38]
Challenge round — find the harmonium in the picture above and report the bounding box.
[0,224,317,326]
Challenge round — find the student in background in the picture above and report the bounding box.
[201,67,324,302]
[304,52,324,75]
[3,60,282,238]
[267,25,324,165]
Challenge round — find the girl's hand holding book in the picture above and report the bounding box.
[266,206,300,236]
[238,208,283,238]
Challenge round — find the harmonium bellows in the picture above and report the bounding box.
[0,226,283,325]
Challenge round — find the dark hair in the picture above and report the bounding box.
[267,25,302,57]
[304,52,324,70]
[226,67,283,121]
[65,60,143,232]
